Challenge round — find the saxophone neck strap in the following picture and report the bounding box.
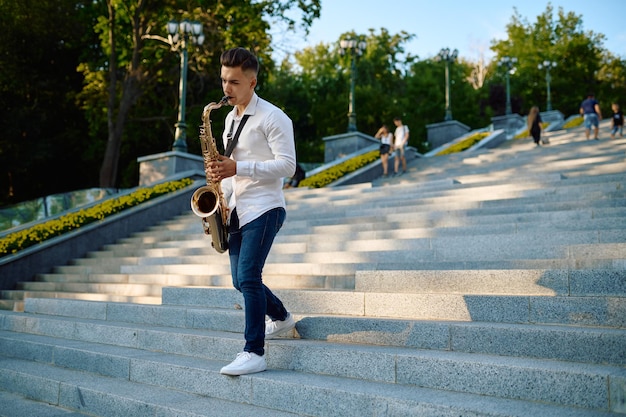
[224,114,250,157]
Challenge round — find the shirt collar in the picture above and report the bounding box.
[234,93,258,120]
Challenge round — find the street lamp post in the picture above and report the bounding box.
[167,20,204,152]
[498,56,517,115]
[538,60,557,111]
[144,19,205,153]
[438,48,458,121]
[339,38,366,132]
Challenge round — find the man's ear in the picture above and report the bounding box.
[250,76,257,89]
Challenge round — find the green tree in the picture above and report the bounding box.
[403,59,445,144]
[264,28,496,158]
[490,4,606,116]
[78,0,321,188]
[353,28,416,134]
[595,53,626,114]
[274,43,344,161]
[2,1,620,204]
[263,28,417,161]
[0,0,97,205]
[378,53,487,151]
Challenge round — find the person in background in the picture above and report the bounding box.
[374,124,393,177]
[284,162,305,188]
[527,106,543,146]
[207,47,296,376]
[610,103,623,139]
[392,117,409,176]
[579,93,602,140]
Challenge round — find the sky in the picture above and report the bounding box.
[272,0,625,62]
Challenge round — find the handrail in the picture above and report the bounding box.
[0,188,121,233]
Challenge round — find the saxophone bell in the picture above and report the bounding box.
[191,185,220,218]
[191,185,229,253]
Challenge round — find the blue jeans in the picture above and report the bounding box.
[611,125,623,136]
[228,207,288,356]
[584,113,599,129]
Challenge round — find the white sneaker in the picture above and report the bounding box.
[265,312,295,339]
[220,352,266,376]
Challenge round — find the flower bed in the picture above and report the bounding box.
[436,132,490,156]
[298,150,379,188]
[563,116,584,129]
[0,178,193,257]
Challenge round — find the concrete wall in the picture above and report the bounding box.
[138,151,204,186]
[426,120,471,149]
[467,129,507,151]
[0,184,198,291]
[323,132,379,163]
[491,114,525,139]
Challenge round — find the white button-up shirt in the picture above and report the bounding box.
[221,93,296,227]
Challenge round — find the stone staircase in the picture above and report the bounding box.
[0,123,625,416]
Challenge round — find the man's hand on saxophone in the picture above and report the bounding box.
[207,154,236,182]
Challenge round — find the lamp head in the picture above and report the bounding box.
[191,21,203,36]
[167,20,178,36]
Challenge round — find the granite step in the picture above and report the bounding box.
[102,212,625,255]
[3,264,626,327]
[37,241,626,277]
[283,183,626,212]
[283,171,624,202]
[0,130,624,415]
[0,390,92,417]
[0,309,624,414]
[132,205,626,243]
[0,357,300,417]
[148,193,626,231]
[1,356,615,417]
[162,286,626,328]
[19,297,626,367]
[49,237,626,275]
[32,272,355,290]
[0,290,160,305]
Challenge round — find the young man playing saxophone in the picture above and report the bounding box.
[205,47,297,376]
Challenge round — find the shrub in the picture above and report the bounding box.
[436,132,490,156]
[563,116,584,129]
[299,150,379,188]
[0,178,193,257]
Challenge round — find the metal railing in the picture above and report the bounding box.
[0,188,119,232]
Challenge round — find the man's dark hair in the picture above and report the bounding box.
[220,47,259,75]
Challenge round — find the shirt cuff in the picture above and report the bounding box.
[236,161,252,177]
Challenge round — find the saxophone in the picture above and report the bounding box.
[190,96,230,253]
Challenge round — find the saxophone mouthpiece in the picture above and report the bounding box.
[203,97,231,116]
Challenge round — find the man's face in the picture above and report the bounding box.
[221,65,256,107]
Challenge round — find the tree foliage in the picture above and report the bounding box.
[0,0,97,205]
[261,29,489,156]
[80,0,321,188]
[489,4,609,115]
[1,1,623,206]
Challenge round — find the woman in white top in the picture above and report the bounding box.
[375,124,393,177]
